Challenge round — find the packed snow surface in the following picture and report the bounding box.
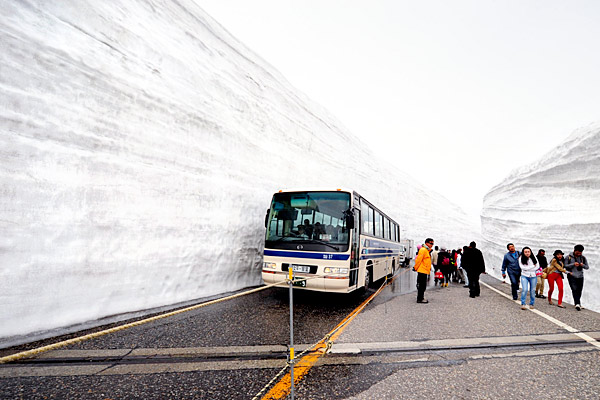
[0,1,478,345]
[482,123,600,312]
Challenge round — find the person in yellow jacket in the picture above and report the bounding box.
[414,238,434,303]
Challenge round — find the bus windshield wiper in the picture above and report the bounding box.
[303,239,340,251]
[274,237,296,242]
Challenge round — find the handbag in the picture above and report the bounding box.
[435,271,443,279]
[535,267,543,277]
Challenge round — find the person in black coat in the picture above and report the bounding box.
[437,248,452,287]
[462,241,486,298]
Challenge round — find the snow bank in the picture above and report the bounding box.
[0,1,477,345]
[482,123,600,311]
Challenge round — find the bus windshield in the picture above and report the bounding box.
[265,191,351,252]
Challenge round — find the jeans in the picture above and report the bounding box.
[416,272,428,301]
[507,271,521,300]
[521,275,537,306]
[567,274,584,305]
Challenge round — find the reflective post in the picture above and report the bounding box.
[288,267,295,400]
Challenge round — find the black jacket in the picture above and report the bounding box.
[462,247,485,274]
[538,254,548,269]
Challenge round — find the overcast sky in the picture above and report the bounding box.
[199,0,600,220]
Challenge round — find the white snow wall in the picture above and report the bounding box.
[0,1,478,344]
[482,123,600,312]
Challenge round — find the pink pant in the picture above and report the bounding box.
[547,273,563,305]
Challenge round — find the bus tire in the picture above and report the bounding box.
[364,266,372,289]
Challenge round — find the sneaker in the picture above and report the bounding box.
[529,305,534,309]
[539,295,546,299]
[557,304,565,308]
[417,299,429,304]
[535,294,541,298]
[521,305,527,310]
[463,285,469,288]
[576,304,581,311]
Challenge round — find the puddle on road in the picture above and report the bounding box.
[388,268,438,295]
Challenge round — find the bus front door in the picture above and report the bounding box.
[349,209,360,288]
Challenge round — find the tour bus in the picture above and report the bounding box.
[262,189,403,293]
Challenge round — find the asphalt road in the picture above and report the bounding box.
[2,270,600,399]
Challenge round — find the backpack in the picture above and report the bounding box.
[442,257,450,266]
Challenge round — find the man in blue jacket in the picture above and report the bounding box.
[502,243,521,300]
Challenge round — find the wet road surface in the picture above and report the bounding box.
[0,268,418,399]
[3,270,600,399]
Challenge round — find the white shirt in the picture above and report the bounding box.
[519,258,538,278]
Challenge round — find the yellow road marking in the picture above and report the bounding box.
[1,283,282,364]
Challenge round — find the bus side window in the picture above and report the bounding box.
[361,201,369,235]
[374,210,382,238]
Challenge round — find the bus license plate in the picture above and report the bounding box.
[292,265,311,273]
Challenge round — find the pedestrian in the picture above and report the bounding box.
[433,246,442,286]
[456,248,466,284]
[547,250,566,308]
[431,246,439,269]
[519,246,538,310]
[414,238,434,304]
[535,249,548,299]
[462,245,470,288]
[501,243,521,300]
[565,244,589,311]
[462,241,486,298]
[438,248,452,287]
[451,250,459,282]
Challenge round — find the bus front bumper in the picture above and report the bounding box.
[262,271,354,293]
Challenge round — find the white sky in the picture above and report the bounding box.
[198,0,600,221]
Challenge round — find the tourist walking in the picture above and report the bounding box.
[547,250,566,308]
[438,248,452,287]
[456,248,466,284]
[431,246,439,269]
[535,249,548,299]
[565,244,589,311]
[462,241,486,298]
[502,243,521,300]
[461,246,470,287]
[414,238,434,303]
[519,246,538,310]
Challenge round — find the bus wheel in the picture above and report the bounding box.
[364,267,371,289]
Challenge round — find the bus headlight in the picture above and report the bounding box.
[324,267,349,274]
[263,262,277,270]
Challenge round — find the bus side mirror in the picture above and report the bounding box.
[264,209,270,229]
[344,209,354,230]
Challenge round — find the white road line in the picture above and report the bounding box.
[481,281,600,350]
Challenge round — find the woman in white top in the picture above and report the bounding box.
[519,247,538,309]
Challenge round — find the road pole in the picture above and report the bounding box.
[288,267,295,400]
